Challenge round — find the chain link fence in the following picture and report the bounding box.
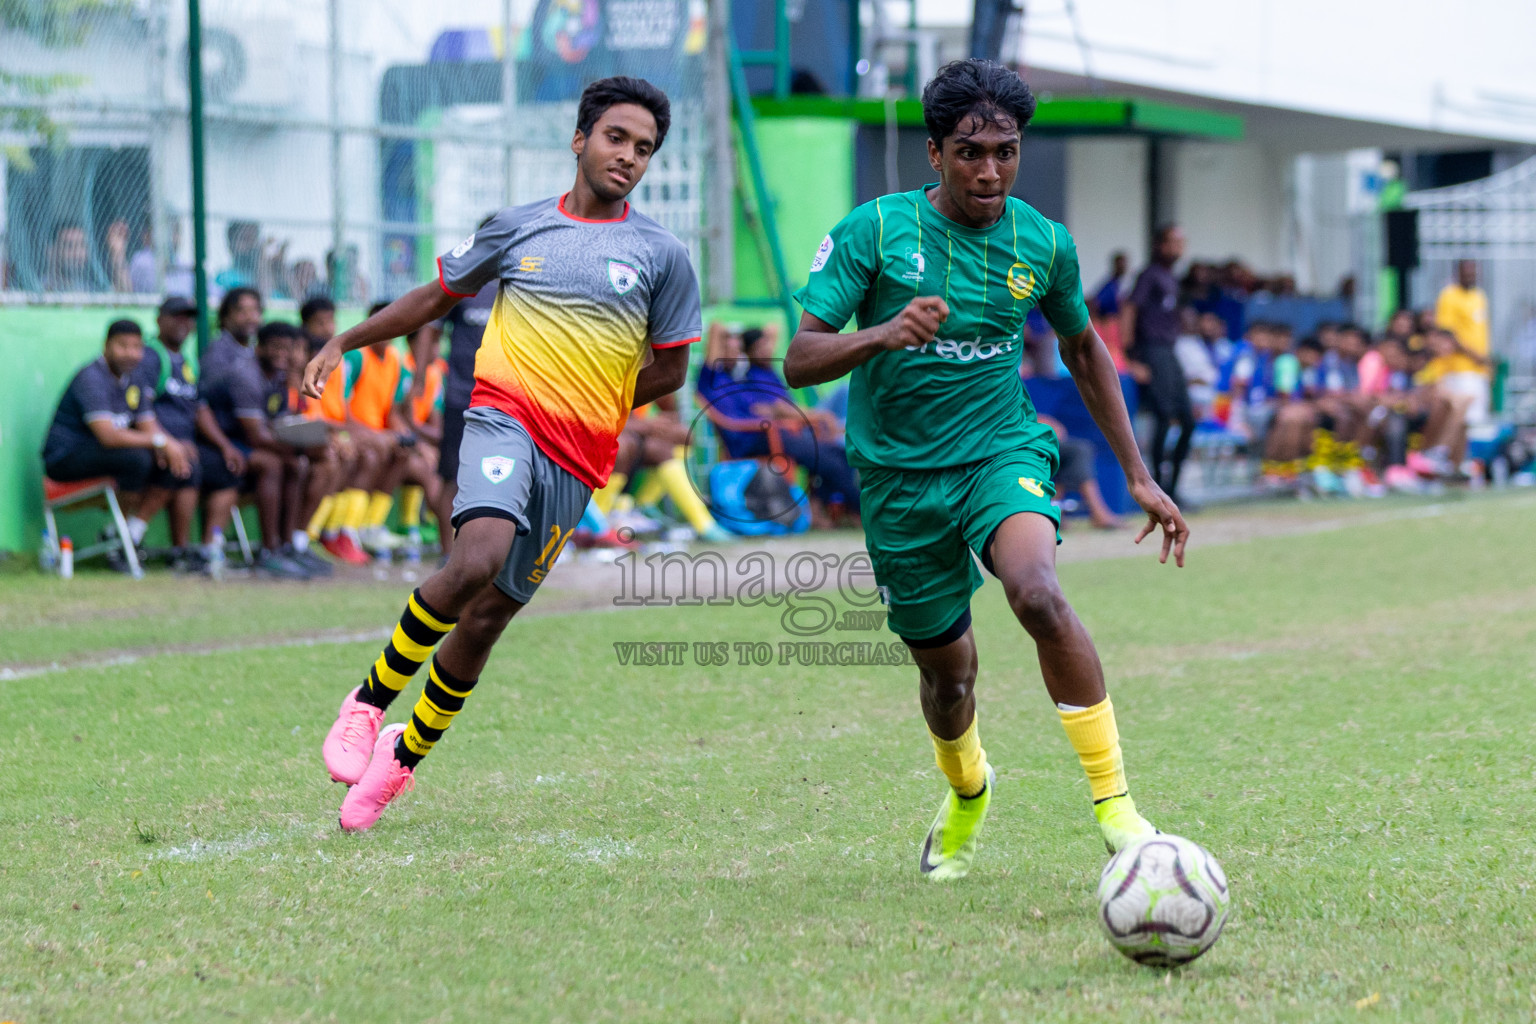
[1,0,708,307]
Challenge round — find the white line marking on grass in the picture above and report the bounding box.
[153,820,337,862]
[156,829,284,862]
[0,629,392,681]
[7,494,1529,681]
[517,830,638,863]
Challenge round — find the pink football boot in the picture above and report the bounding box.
[322,686,385,785]
[339,724,415,832]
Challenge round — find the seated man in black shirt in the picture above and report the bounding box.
[134,297,247,569]
[43,319,195,553]
[198,293,325,579]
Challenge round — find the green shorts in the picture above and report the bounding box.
[860,439,1061,644]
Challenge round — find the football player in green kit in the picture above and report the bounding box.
[786,59,1190,880]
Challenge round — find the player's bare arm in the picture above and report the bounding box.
[303,283,460,399]
[1056,322,1189,566]
[784,296,951,387]
[632,343,690,409]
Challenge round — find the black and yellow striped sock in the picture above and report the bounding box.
[395,656,478,768]
[357,589,456,712]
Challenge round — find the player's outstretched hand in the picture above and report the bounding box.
[881,296,950,350]
[1129,476,1189,567]
[303,341,341,400]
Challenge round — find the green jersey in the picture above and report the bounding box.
[794,186,1091,470]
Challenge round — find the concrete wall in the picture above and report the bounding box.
[1064,138,1147,293]
[1167,140,1290,275]
[1016,0,1536,145]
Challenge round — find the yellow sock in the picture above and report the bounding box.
[365,491,394,530]
[633,469,665,507]
[326,490,354,532]
[1058,697,1128,803]
[308,495,335,539]
[342,488,370,531]
[929,716,988,798]
[656,452,718,533]
[593,472,627,515]
[400,485,424,528]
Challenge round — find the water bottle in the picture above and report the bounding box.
[39,528,57,574]
[1491,454,1510,488]
[401,527,422,582]
[59,537,74,580]
[207,527,226,581]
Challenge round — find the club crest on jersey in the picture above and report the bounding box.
[1007,261,1036,300]
[482,456,515,484]
[1018,477,1045,497]
[809,234,834,273]
[451,232,476,259]
[608,260,640,295]
[125,384,141,410]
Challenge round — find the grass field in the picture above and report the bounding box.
[3,494,1534,1022]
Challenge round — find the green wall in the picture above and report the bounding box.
[734,117,856,307]
[0,306,157,555]
[0,306,373,556]
[0,303,789,555]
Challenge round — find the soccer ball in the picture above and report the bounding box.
[1097,834,1229,968]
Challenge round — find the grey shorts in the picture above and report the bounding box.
[453,406,592,604]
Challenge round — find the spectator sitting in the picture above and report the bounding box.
[603,393,732,542]
[1224,321,1297,471]
[1432,260,1493,425]
[42,319,195,561]
[215,220,261,293]
[696,322,860,525]
[1173,307,1218,422]
[1382,309,1416,353]
[339,303,438,556]
[1407,328,1478,475]
[128,225,158,294]
[198,289,316,578]
[44,222,97,292]
[1015,358,1121,531]
[295,296,378,565]
[1087,250,1130,370]
[1197,312,1236,424]
[134,296,245,572]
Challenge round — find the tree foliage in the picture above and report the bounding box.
[0,0,125,168]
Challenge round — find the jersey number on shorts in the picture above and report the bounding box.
[526,525,574,585]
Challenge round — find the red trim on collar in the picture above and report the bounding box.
[558,192,630,223]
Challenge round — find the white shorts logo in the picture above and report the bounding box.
[809,234,834,273]
[608,260,640,295]
[482,455,515,484]
[451,232,475,259]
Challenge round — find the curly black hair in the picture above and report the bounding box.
[921,59,1036,148]
[576,76,671,152]
[299,296,334,324]
[256,320,302,347]
[217,286,262,327]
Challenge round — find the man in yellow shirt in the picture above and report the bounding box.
[1433,259,1492,423]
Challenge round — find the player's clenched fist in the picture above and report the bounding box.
[302,341,341,399]
[882,296,950,349]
